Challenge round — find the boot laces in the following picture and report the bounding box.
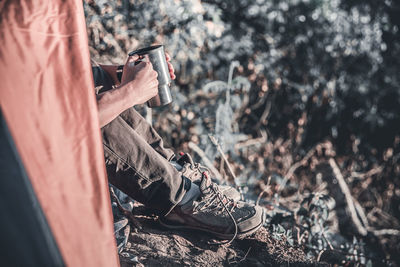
[183,154,211,180]
[195,173,238,244]
[195,183,237,213]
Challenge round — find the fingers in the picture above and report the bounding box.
[123,55,141,75]
[136,61,158,81]
[128,53,174,81]
[148,76,159,98]
[150,79,159,89]
[134,61,147,70]
[164,52,175,80]
[167,62,176,80]
[127,54,140,63]
[165,52,171,62]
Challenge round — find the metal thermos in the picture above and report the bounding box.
[129,45,172,107]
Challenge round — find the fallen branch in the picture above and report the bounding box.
[188,141,223,181]
[329,158,368,236]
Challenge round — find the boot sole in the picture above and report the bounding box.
[159,209,265,240]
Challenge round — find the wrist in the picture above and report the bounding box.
[117,82,138,108]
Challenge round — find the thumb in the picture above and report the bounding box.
[126,54,140,65]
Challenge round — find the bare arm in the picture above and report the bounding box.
[97,58,159,128]
[97,83,136,128]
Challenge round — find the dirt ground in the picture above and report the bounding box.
[117,205,325,267]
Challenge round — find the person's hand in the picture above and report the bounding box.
[165,52,176,80]
[120,55,140,85]
[120,55,159,106]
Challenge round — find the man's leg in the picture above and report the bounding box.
[118,107,175,161]
[102,116,188,215]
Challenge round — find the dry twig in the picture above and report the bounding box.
[255,99,272,129]
[256,176,271,206]
[372,229,400,236]
[235,130,267,150]
[351,166,383,179]
[208,135,238,185]
[354,199,369,229]
[329,158,368,236]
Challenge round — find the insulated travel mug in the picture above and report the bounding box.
[129,45,172,107]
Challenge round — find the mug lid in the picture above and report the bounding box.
[129,45,163,56]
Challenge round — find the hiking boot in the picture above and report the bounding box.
[177,152,241,201]
[218,184,241,201]
[160,173,265,240]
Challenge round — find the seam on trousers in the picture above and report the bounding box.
[103,142,152,183]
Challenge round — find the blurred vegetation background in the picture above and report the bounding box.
[85,0,400,265]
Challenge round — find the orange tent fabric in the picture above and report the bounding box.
[0,1,119,266]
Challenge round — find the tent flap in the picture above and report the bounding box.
[0,1,119,266]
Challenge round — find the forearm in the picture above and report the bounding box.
[97,84,134,128]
